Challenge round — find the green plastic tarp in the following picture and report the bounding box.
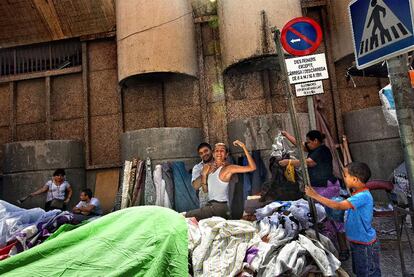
[0,206,188,277]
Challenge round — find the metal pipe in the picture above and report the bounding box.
[272,28,320,239]
[386,53,414,231]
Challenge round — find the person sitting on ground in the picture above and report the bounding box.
[305,162,381,277]
[29,168,72,211]
[191,142,213,208]
[184,140,256,221]
[72,188,103,224]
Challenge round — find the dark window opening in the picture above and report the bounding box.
[0,40,81,77]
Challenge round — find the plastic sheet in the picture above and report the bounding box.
[0,200,59,247]
[271,132,296,160]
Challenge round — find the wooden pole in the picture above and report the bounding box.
[272,28,320,239]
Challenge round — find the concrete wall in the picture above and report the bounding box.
[344,107,404,181]
[2,140,85,209]
[88,40,121,166]
[335,55,385,114]
[121,128,203,168]
[51,74,84,141]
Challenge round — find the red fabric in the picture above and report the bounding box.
[366,180,394,192]
[0,241,17,260]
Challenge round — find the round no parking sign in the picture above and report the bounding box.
[281,17,323,56]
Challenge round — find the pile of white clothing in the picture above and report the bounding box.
[186,198,346,277]
[187,216,345,277]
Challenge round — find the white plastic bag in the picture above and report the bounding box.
[271,132,296,159]
[379,84,398,126]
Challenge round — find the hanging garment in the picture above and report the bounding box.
[144,157,156,205]
[154,165,164,206]
[242,151,267,200]
[162,163,175,209]
[131,160,145,206]
[229,174,243,219]
[120,160,133,209]
[172,161,199,213]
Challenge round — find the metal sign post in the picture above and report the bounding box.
[386,53,414,231]
[349,0,414,234]
[273,28,320,239]
[280,17,326,131]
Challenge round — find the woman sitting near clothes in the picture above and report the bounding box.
[184,140,256,221]
[278,130,349,260]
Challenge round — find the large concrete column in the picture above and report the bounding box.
[218,0,302,72]
[116,0,198,83]
[2,140,86,209]
[121,128,203,168]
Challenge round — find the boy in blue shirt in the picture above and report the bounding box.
[305,162,381,277]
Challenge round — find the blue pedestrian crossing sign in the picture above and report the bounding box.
[349,0,414,69]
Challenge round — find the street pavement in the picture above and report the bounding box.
[341,216,414,277]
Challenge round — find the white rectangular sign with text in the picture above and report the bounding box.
[286,53,329,84]
[295,81,324,97]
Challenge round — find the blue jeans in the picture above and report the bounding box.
[350,241,381,277]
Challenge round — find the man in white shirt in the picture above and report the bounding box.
[192,143,213,207]
[72,188,102,224]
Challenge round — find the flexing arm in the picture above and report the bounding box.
[305,186,352,210]
[222,141,256,181]
[30,185,49,197]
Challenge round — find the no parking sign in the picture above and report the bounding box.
[281,17,323,56]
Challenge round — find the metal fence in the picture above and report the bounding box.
[0,40,81,76]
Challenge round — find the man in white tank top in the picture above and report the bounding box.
[185,140,256,220]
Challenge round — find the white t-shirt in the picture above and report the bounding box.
[46,181,71,202]
[75,197,103,215]
[191,161,204,183]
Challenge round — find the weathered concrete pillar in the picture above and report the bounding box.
[116,0,197,83]
[2,140,85,209]
[218,0,302,72]
[121,128,203,168]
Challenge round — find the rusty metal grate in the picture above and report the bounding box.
[0,40,81,77]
